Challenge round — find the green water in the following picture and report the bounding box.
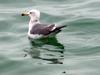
[0,0,100,75]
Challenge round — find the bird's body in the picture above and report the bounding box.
[21,9,66,39]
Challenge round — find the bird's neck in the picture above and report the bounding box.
[30,19,39,23]
[28,18,40,32]
[30,17,39,23]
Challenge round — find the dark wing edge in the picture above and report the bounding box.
[50,25,67,33]
[56,25,67,29]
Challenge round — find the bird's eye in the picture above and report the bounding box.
[30,12,35,15]
[30,12,32,14]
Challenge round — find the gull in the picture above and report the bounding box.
[21,9,66,39]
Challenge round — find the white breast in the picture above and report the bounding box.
[28,33,43,39]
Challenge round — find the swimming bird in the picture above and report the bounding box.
[21,9,66,39]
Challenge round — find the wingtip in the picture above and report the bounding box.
[58,25,67,29]
[62,25,67,28]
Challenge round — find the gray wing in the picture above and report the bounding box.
[30,23,55,35]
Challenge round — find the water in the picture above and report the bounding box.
[0,0,100,75]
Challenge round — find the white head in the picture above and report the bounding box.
[21,9,40,21]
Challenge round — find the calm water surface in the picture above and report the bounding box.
[0,0,100,75]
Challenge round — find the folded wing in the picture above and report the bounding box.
[30,23,66,35]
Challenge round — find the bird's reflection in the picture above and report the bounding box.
[25,37,65,64]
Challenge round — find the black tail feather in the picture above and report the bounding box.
[50,25,67,34]
[56,25,67,30]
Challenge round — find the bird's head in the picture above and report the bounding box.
[21,9,40,20]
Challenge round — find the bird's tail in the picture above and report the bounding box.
[56,25,67,30]
[51,25,67,33]
[49,25,67,37]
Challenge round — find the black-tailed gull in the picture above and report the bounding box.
[21,9,66,39]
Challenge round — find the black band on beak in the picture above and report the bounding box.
[21,13,25,16]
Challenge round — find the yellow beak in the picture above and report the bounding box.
[21,11,29,16]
